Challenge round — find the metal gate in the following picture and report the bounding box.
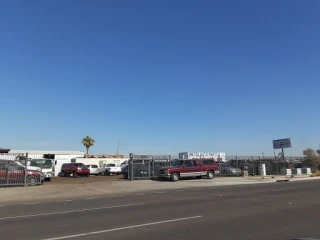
[128,154,171,180]
[0,153,43,187]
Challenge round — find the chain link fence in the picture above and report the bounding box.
[226,156,306,176]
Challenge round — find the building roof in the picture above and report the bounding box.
[9,150,85,155]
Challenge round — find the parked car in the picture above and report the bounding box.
[60,163,90,177]
[219,163,242,176]
[85,164,100,176]
[158,159,220,182]
[98,164,122,175]
[0,161,43,186]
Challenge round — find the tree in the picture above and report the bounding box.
[303,148,320,167]
[81,136,95,157]
[317,149,320,155]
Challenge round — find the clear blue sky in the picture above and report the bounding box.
[0,0,319,156]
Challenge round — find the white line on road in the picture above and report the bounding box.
[86,197,97,200]
[24,202,39,205]
[41,215,202,240]
[0,203,144,221]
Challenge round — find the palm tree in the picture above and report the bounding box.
[81,136,95,157]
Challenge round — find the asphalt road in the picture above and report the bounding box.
[0,180,319,240]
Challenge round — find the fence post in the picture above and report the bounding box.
[236,155,238,169]
[5,161,9,186]
[130,153,133,181]
[24,153,28,187]
[148,160,151,179]
[251,156,254,176]
[152,157,155,178]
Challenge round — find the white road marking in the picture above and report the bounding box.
[111,195,124,198]
[64,200,72,202]
[0,203,144,221]
[24,202,39,205]
[154,191,166,194]
[42,215,202,240]
[86,197,97,200]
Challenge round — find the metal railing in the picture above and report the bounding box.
[0,154,43,187]
[226,156,306,176]
[128,154,171,180]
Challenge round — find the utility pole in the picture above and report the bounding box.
[116,140,120,155]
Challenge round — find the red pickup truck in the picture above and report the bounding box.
[158,159,219,182]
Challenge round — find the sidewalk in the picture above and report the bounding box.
[0,176,319,205]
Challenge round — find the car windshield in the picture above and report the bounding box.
[74,163,84,167]
[92,165,98,168]
[108,164,115,167]
[30,159,52,169]
[171,160,184,167]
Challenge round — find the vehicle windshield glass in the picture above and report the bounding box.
[92,165,98,168]
[85,165,90,167]
[171,160,184,166]
[108,164,115,167]
[30,159,52,169]
[74,163,84,167]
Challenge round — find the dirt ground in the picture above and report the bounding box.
[46,174,125,185]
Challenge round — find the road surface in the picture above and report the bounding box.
[0,180,319,240]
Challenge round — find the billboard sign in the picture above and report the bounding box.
[272,138,292,149]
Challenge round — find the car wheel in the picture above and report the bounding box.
[123,172,128,179]
[61,171,65,177]
[73,171,78,178]
[86,174,90,177]
[171,172,179,182]
[27,175,37,186]
[105,170,110,176]
[207,171,214,179]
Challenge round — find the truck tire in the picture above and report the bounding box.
[73,171,78,178]
[61,171,65,177]
[123,172,128,179]
[207,171,214,179]
[105,170,110,176]
[171,172,179,182]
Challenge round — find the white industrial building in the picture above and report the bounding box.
[179,152,226,162]
[6,150,85,161]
